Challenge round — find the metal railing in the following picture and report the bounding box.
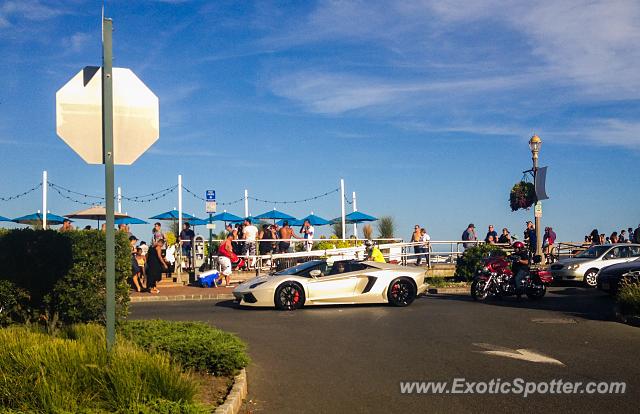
[170,238,589,281]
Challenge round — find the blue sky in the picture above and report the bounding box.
[1,0,639,241]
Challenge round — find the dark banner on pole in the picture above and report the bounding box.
[535,166,549,200]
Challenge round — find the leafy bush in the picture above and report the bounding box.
[454,244,506,281]
[0,229,131,327]
[0,324,203,413]
[0,280,30,326]
[314,235,359,250]
[120,320,250,376]
[377,216,396,239]
[617,278,640,316]
[510,181,536,211]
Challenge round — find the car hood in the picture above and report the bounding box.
[234,275,271,291]
[557,258,591,266]
[599,260,640,276]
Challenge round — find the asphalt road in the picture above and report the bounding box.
[131,286,640,414]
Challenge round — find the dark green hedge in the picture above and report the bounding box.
[120,320,250,376]
[454,244,506,281]
[0,229,130,327]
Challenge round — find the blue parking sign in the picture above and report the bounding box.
[206,190,216,201]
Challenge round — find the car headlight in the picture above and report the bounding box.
[250,281,266,289]
[567,264,580,270]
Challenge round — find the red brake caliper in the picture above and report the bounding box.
[391,283,399,297]
[292,289,300,304]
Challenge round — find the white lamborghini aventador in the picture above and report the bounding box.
[232,259,428,310]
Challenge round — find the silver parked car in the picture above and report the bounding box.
[549,244,640,287]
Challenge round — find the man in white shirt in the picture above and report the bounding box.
[301,219,315,252]
[242,219,259,268]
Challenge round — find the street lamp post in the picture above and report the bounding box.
[529,134,542,258]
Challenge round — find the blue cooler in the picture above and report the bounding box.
[198,269,221,288]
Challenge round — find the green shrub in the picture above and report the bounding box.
[120,320,250,376]
[454,244,506,281]
[0,324,202,413]
[617,279,640,316]
[0,280,31,326]
[314,236,359,250]
[0,229,131,327]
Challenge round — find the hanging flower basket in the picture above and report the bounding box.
[509,181,536,211]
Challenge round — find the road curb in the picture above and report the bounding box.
[215,369,247,414]
[130,293,235,303]
[427,287,470,295]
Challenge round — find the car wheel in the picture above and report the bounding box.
[274,282,305,310]
[583,269,598,288]
[387,278,416,307]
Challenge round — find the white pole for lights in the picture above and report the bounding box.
[178,174,183,235]
[340,178,346,240]
[352,191,357,238]
[244,189,249,218]
[117,186,122,213]
[42,170,48,229]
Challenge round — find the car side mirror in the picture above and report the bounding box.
[310,269,322,278]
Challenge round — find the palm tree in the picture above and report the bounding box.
[377,216,396,240]
[332,221,343,238]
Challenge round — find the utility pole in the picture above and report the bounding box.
[102,17,116,350]
[42,170,48,229]
[340,179,346,240]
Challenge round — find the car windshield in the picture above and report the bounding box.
[576,245,610,259]
[274,260,325,276]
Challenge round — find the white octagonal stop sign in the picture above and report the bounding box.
[56,66,159,165]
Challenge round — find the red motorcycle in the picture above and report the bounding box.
[471,253,553,301]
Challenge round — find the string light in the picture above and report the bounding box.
[248,187,340,204]
[0,183,42,202]
[47,182,177,204]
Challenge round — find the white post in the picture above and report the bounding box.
[244,189,249,218]
[352,191,357,239]
[178,174,183,236]
[340,178,346,240]
[42,170,48,229]
[117,186,122,213]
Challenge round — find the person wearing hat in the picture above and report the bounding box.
[365,240,386,263]
[461,224,477,249]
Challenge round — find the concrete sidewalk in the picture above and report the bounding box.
[130,285,236,303]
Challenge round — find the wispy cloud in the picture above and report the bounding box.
[62,31,91,53]
[268,70,549,114]
[258,0,640,149]
[0,0,67,25]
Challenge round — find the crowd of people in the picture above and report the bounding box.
[460,222,558,263]
[584,225,640,246]
[216,219,316,271]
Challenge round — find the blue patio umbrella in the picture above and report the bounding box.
[149,209,199,221]
[254,209,296,221]
[115,216,148,225]
[13,212,69,226]
[276,218,304,227]
[210,211,243,223]
[230,216,261,224]
[0,215,11,222]
[188,217,210,226]
[332,211,378,224]
[301,213,331,226]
